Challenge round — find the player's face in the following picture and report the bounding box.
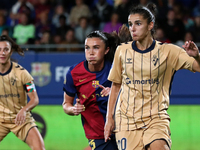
[0,41,12,65]
[128,13,152,41]
[85,37,109,66]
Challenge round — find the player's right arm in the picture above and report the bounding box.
[104,82,121,142]
[62,93,85,116]
[62,93,75,115]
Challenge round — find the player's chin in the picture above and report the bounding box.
[88,60,97,65]
[132,36,139,41]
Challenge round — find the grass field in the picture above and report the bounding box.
[1,105,200,150]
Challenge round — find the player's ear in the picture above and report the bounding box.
[105,47,109,55]
[148,21,154,31]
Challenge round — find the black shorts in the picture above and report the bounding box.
[88,135,118,150]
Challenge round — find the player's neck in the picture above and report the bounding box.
[136,37,154,51]
[0,60,11,74]
[88,61,104,72]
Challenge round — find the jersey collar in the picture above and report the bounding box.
[0,62,13,76]
[132,40,156,53]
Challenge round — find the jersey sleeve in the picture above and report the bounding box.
[63,67,77,97]
[170,45,195,72]
[108,46,122,83]
[21,68,34,84]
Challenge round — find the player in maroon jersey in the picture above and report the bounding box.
[63,27,130,150]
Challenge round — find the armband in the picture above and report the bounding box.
[25,81,36,93]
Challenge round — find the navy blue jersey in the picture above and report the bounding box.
[63,60,112,139]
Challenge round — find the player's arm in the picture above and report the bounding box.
[25,91,39,112]
[62,93,75,115]
[63,93,85,116]
[192,56,200,72]
[104,82,121,142]
[15,83,39,125]
[182,41,200,72]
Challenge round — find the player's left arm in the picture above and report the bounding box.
[15,81,39,125]
[182,41,200,72]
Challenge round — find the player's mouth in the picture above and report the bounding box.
[89,57,96,60]
[132,34,137,37]
[0,57,6,60]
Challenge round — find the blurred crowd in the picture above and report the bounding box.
[0,0,200,52]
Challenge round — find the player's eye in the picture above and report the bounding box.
[4,48,9,52]
[85,46,90,50]
[94,46,99,49]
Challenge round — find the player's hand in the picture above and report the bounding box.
[15,107,26,125]
[99,85,111,97]
[73,98,85,116]
[182,41,199,58]
[104,117,115,142]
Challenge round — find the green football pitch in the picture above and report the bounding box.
[1,105,200,150]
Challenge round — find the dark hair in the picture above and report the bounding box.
[0,35,25,56]
[59,14,66,21]
[129,3,157,38]
[86,24,131,62]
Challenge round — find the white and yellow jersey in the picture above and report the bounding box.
[0,62,34,123]
[108,40,195,131]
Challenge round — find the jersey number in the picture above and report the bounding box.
[89,139,96,150]
[118,138,127,150]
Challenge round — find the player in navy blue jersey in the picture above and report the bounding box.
[62,26,131,150]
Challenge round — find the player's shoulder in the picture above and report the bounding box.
[12,62,27,72]
[117,41,133,51]
[68,60,85,72]
[12,62,31,79]
[119,41,132,47]
[156,40,178,48]
[155,41,184,57]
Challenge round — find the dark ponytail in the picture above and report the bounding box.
[86,26,131,63]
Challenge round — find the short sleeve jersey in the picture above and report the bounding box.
[0,62,34,123]
[63,60,112,139]
[108,40,195,131]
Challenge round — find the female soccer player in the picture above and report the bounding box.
[0,35,45,150]
[62,28,130,150]
[104,3,200,150]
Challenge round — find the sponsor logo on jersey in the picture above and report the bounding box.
[0,93,20,98]
[125,77,131,84]
[92,80,99,88]
[125,77,159,85]
[79,78,87,82]
[81,94,87,99]
[31,62,51,87]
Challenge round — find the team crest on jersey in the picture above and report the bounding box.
[10,77,16,86]
[152,54,159,66]
[92,80,99,88]
[126,58,132,64]
[31,62,51,87]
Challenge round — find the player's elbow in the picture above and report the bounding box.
[63,103,74,116]
[34,98,39,106]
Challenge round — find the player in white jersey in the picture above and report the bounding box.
[104,3,200,150]
[0,35,45,150]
